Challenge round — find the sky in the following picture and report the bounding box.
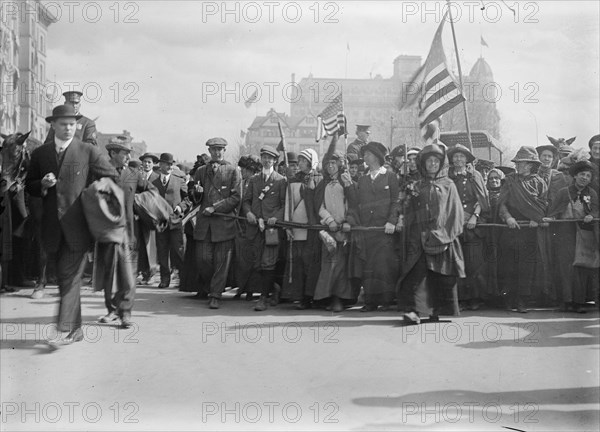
[39,0,600,162]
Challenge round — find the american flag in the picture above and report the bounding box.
[316,92,347,140]
[400,12,465,138]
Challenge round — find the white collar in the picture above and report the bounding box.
[55,137,73,152]
[262,167,274,178]
[369,166,386,179]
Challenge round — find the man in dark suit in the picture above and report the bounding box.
[192,138,241,309]
[137,152,160,284]
[152,153,190,288]
[44,91,97,146]
[243,145,287,311]
[26,105,117,345]
[96,137,155,327]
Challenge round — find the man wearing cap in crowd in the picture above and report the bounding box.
[26,104,117,346]
[44,91,97,146]
[152,152,190,288]
[192,137,241,309]
[347,125,371,162]
[95,136,155,327]
[243,145,287,311]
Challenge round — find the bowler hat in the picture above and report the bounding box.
[206,137,228,148]
[535,145,558,157]
[106,136,133,152]
[128,160,141,169]
[569,160,594,177]
[287,152,298,164]
[45,105,82,123]
[360,141,387,165]
[139,153,159,163]
[159,153,175,164]
[447,144,475,164]
[260,145,279,159]
[511,146,541,164]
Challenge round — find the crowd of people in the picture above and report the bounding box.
[1,93,599,345]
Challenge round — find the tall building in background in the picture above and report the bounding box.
[0,3,21,135]
[244,55,424,154]
[17,0,57,144]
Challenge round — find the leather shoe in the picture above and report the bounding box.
[208,297,220,309]
[403,311,421,325]
[31,288,45,299]
[158,281,170,288]
[254,296,268,311]
[49,328,84,348]
[270,284,281,306]
[360,304,378,312]
[120,314,133,328]
[99,311,119,323]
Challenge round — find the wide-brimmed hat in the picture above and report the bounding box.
[447,144,475,164]
[139,153,159,163]
[159,153,175,164]
[360,141,387,165]
[106,136,133,152]
[45,105,82,123]
[419,143,446,161]
[206,137,228,148]
[569,160,594,177]
[260,145,279,159]
[535,144,558,157]
[511,146,541,164]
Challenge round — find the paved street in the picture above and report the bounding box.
[1,285,599,431]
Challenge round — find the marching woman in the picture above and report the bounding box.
[347,142,400,312]
[447,144,490,310]
[313,151,357,312]
[544,160,599,312]
[398,143,465,324]
[498,146,548,313]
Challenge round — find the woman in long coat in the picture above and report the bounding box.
[498,146,548,313]
[347,142,400,311]
[545,160,599,312]
[447,144,490,310]
[398,143,465,324]
[313,151,357,312]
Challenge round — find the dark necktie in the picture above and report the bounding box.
[163,176,168,186]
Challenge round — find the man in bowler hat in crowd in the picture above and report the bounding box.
[44,91,98,146]
[137,152,160,284]
[26,105,117,346]
[152,153,190,288]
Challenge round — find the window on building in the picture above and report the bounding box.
[40,35,45,53]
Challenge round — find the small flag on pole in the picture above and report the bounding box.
[480,36,489,47]
[276,121,288,166]
[316,92,347,141]
[399,11,465,139]
[244,89,258,108]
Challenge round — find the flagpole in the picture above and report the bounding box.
[446,0,473,151]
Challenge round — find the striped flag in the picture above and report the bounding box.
[400,11,465,138]
[316,92,347,141]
